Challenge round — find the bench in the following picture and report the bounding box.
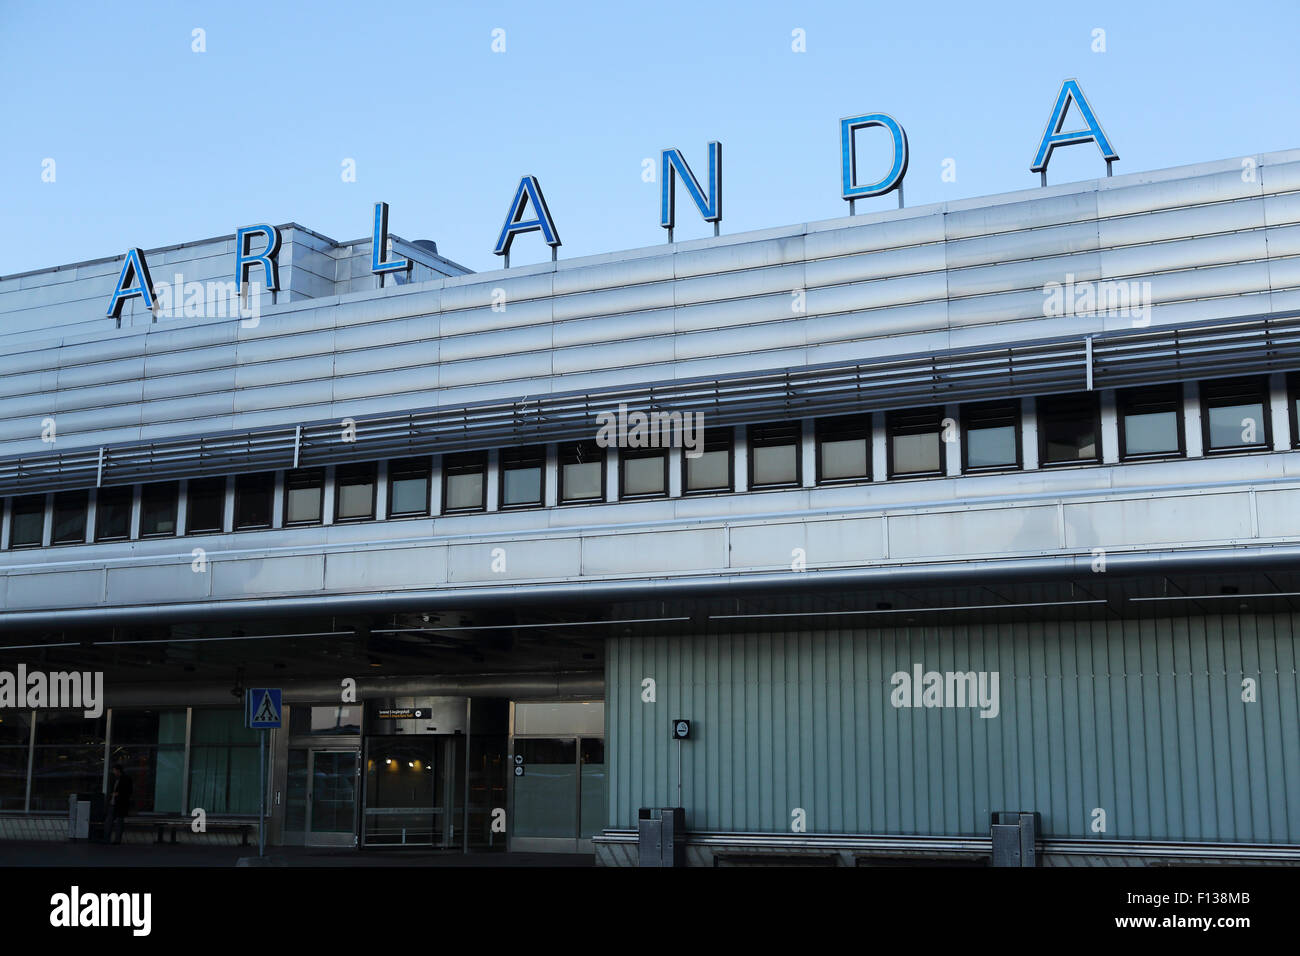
[152,819,256,846]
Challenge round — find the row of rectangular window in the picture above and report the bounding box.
[2,375,1295,548]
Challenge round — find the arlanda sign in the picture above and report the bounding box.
[104,77,1119,320]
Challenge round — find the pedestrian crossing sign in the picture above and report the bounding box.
[246,688,282,729]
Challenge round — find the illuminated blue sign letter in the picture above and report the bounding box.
[234,224,282,293]
[840,113,909,200]
[371,202,412,276]
[661,143,722,233]
[493,175,561,258]
[105,247,156,320]
[1031,78,1118,177]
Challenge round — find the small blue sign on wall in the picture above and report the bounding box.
[246,688,282,729]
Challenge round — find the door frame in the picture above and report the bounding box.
[305,748,360,847]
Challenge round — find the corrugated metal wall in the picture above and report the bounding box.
[607,612,1300,843]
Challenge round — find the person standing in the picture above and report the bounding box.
[103,764,133,845]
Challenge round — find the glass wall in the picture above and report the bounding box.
[0,706,269,818]
[188,709,260,814]
[0,712,31,811]
[30,712,105,811]
[108,709,186,814]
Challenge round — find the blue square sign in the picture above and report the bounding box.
[246,688,282,729]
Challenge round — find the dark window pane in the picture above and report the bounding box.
[108,709,186,814]
[888,407,944,476]
[443,452,486,512]
[388,458,431,517]
[335,463,377,521]
[95,485,133,541]
[749,422,801,487]
[30,712,107,812]
[0,712,31,810]
[9,494,45,548]
[289,705,362,736]
[284,468,324,525]
[189,710,259,814]
[140,481,178,537]
[1119,385,1182,459]
[234,472,274,529]
[186,476,226,533]
[559,442,603,503]
[1038,393,1099,464]
[1203,377,1269,451]
[621,449,667,497]
[52,490,88,544]
[963,401,1020,471]
[684,430,732,492]
[501,446,545,507]
[817,415,871,483]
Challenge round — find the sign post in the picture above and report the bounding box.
[246,688,282,859]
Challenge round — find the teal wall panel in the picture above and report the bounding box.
[606,613,1300,843]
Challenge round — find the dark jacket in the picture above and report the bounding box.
[109,773,133,814]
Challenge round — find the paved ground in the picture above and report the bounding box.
[0,840,594,867]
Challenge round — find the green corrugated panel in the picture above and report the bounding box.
[605,612,1300,843]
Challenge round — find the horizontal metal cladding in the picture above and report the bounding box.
[2,150,1299,477]
[606,613,1300,843]
[7,458,1300,620]
[4,309,1300,493]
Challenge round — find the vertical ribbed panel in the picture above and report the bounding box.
[606,612,1300,842]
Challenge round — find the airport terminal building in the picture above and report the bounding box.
[1,148,1299,864]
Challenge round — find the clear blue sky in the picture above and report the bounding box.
[2,0,1297,276]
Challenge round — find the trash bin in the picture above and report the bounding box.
[68,793,90,840]
[990,811,1039,867]
[69,792,105,842]
[637,807,686,867]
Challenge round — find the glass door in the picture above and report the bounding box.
[306,750,358,847]
[510,735,607,853]
[361,736,464,847]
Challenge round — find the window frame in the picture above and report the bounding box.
[557,441,606,505]
[960,400,1023,474]
[7,494,46,549]
[619,446,670,500]
[282,467,326,527]
[1117,383,1185,462]
[333,462,378,523]
[386,456,432,519]
[186,476,228,534]
[682,428,735,495]
[139,480,179,538]
[233,472,275,531]
[1036,391,1103,467]
[441,451,488,514]
[51,489,89,546]
[93,484,134,543]
[498,445,547,510]
[1289,372,1300,450]
[886,406,945,480]
[1199,375,1272,455]
[747,421,803,489]
[814,415,872,485]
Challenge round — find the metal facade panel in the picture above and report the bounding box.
[606,614,1300,842]
[1,151,1299,480]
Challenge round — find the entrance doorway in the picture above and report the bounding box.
[362,736,464,846]
[509,702,606,853]
[305,750,358,846]
[284,746,360,847]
